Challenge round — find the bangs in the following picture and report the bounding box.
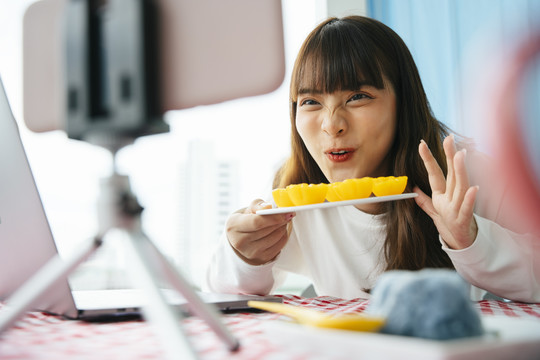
[293,19,387,99]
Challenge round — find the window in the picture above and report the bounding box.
[0,0,320,292]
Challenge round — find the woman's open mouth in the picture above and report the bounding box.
[326,149,355,162]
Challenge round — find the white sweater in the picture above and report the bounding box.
[204,150,540,302]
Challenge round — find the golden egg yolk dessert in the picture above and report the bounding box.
[372,176,408,197]
[326,177,374,202]
[272,188,295,208]
[286,183,328,206]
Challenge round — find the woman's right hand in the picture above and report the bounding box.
[226,199,295,265]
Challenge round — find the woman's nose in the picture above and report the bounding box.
[321,109,347,136]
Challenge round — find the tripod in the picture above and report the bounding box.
[0,147,240,359]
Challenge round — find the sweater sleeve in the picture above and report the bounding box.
[442,214,540,303]
[202,231,278,295]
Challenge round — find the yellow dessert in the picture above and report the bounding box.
[326,177,373,202]
[272,176,408,208]
[272,188,295,208]
[285,183,328,206]
[372,176,408,197]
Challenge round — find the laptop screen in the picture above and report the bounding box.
[0,77,77,317]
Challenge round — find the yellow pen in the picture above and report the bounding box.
[248,301,385,332]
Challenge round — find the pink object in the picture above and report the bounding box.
[490,33,540,235]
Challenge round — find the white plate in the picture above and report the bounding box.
[256,193,418,215]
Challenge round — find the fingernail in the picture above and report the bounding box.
[260,202,273,208]
[420,139,432,153]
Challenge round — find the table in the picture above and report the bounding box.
[1,295,540,359]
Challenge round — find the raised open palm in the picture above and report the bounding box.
[414,135,479,249]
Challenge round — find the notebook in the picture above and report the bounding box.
[0,76,281,321]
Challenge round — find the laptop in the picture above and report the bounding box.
[0,76,281,321]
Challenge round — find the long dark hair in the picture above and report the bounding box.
[274,16,453,270]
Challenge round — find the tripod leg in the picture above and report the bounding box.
[123,230,198,360]
[0,237,102,335]
[139,232,240,351]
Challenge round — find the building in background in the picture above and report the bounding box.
[177,140,239,287]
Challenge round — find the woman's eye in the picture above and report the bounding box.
[348,93,371,102]
[300,99,320,106]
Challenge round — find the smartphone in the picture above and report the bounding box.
[22,0,285,137]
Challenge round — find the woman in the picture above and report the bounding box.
[204,16,539,302]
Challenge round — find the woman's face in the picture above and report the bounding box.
[295,82,397,183]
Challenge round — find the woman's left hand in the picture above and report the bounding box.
[414,134,479,250]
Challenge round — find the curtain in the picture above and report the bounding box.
[367,0,540,181]
[367,0,539,129]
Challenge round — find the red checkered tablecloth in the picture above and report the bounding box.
[1,296,539,359]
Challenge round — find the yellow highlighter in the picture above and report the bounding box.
[248,301,385,332]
